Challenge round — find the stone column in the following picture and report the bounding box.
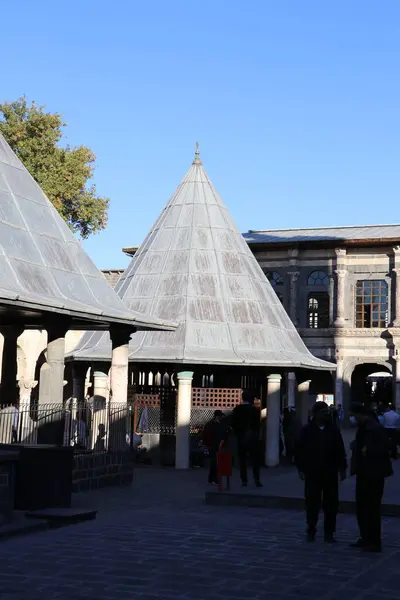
[17,378,37,443]
[287,372,296,408]
[288,271,299,326]
[334,248,347,327]
[109,327,132,405]
[90,370,109,450]
[39,323,69,405]
[0,326,24,405]
[392,247,400,327]
[297,380,313,426]
[265,374,282,468]
[175,371,193,470]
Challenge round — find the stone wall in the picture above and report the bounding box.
[0,455,15,524]
[72,452,134,493]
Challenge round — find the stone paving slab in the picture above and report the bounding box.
[0,468,400,599]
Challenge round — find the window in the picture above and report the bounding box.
[308,292,330,328]
[308,270,329,286]
[265,271,284,304]
[355,280,388,328]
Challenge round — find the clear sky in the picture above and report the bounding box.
[2,1,399,269]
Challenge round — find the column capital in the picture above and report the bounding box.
[267,374,282,382]
[110,325,133,348]
[335,248,347,258]
[18,377,38,391]
[393,246,400,256]
[334,269,347,278]
[287,271,300,280]
[0,325,24,339]
[177,371,194,382]
[46,320,70,341]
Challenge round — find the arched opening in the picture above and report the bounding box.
[351,363,392,408]
[307,293,329,328]
[265,271,284,304]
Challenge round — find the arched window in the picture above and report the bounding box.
[308,270,329,286]
[355,280,388,328]
[265,271,284,303]
[266,271,283,288]
[308,292,329,328]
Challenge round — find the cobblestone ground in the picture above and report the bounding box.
[1,468,400,600]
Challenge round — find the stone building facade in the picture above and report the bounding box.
[243,225,400,414]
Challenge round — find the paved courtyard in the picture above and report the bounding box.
[1,468,400,600]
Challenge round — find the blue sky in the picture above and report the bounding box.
[2,1,400,269]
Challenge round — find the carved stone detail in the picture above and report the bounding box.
[288,271,299,326]
[18,378,38,403]
[334,269,347,327]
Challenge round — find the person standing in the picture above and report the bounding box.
[231,391,262,488]
[202,410,226,485]
[349,403,393,553]
[295,401,347,543]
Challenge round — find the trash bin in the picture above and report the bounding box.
[0,444,73,510]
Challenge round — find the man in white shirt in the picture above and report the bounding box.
[382,405,399,459]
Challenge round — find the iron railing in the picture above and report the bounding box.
[0,402,135,454]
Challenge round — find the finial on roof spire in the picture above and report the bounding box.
[193,141,202,165]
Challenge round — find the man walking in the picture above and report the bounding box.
[231,390,262,488]
[295,401,347,543]
[349,403,393,553]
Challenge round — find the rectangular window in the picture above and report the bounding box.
[355,280,388,328]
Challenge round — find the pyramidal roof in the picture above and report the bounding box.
[0,133,174,331]
[71,146,334,369]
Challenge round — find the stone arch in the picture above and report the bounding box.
[349,360,392,407]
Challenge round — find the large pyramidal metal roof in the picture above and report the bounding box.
[71,146,334,369]
[0,133,174,331]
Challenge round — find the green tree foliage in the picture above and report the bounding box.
[0,97,109,238]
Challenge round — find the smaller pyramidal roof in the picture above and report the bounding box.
[0,133,174,330]
[72,145,334,369]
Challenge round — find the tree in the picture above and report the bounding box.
[0,97,109,239]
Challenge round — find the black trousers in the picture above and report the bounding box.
[208,450,218,483]
[305,473,339,535]
[386,429,398,458]
[356,476,385,546]
[238,439,260,483]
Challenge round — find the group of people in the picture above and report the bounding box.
[296,401,393,552]
[201,390,262,487]
[200,394,394,553]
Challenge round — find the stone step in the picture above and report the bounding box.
[25,507,98,525]
[205,491,400,517]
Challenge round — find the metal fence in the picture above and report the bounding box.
[0,402,134,454]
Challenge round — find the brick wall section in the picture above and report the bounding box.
[0,460,14,524]
[72,452,134,493]
[102,270,124,288]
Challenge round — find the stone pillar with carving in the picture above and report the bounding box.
[392,247,400,327]
[334,249,347,327]
[17,378,37,443]
[288,271,300,326]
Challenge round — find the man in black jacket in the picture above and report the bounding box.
[349,403,393,553]
[231,391,262,488]
[295,401,347,543]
